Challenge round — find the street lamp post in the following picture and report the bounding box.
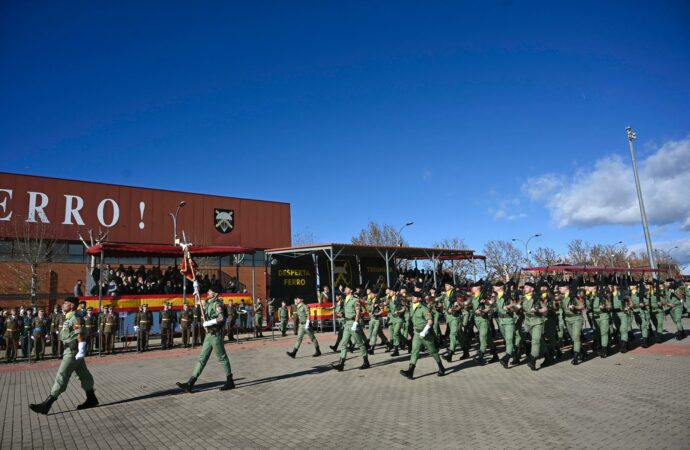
[169,201,187,244]
[512,233,542,264]
[609,241,624,266]
[627,127,657,272]
[397,221,414,247]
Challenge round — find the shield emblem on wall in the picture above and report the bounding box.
[214,209,234,233]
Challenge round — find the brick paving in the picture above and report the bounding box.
[1,317,689,449]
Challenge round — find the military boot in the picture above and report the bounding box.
[460,349,470,360]
[527,355,537,371]
[443,350,453,363]
[359,356,370,370]
[598,347,607,358]
[620,341,628,353]
[555,348,563,360]
[385,341,393,352]
[676,331,682,341]
[313,347,322,357]
[473,351,486,366]
[500,354,510,369]
[286,349,297,359]
[436,361,446,377]
[571,352,580,365]
[489,349,499,363]
[332,358,345,372]
[511,350,520,365]
[400,364,415,379]
[219,374,235,391]
[391,346,400,357]
[29,395,56,415]
[541,353,554,368]
[655,331,663,343]
[368,346,374,355]
[77,390,99,410]
[329,344,338,353]
[641,338,649,348]
[177,376,197,393]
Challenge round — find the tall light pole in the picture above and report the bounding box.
[397,221,414,247]
[512,233,542,264]
[609,240,624,266]
[627,127,656,271]
[169,201,187,244]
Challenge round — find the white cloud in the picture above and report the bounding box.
[629,238,690,267]
[523,137,690,229]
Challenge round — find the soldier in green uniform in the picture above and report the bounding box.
[472,281,499,365]
[387,287,405,357]
[541,286,559,367]
[630,284,650,347]
[425,294,442,348]
[286,296,321,358]
[441,281,461,362]
[29,296,99,414]
[648,282,665,343]
[665,281,685,340]
[367,288,391,353]
[522,282,547,371]
[160,302,175,349]
[587,284,611,358]
[254,297,264,338]
[559,282,585,364]
[329,293,345,352]
[399,292,445,379]
[611,284,633,352]
[176,287,235,393]
[332,286,369,371]
[4,309,20,363]
[102,305,118,354]
[279,301,289,337]
[179,303,193,347]
[49,305,64,358]
[83,307,98,356]
[226,301,238,342]
[495,281,518,368]
[136,304,153,352]
[32,309,49,360]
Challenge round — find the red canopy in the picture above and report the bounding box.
[438,254,486,261]
[86,242,254,258]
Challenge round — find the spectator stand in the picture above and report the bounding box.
[85,242,255,354]
[265,243,481,333]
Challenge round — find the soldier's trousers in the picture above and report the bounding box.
[615,312,631,343]
[445,316,460,352]
[389,318,404,347]
[293,324,320,353]
[475,318,490,353]
[293,318,299,335]
[557,313,565,341]
[33,336,45,360]
[564,318,583,353]
[138,331,149,351]
[339,320,367,359]
[432,316,441,343]
[514,317,524,351]
[670,306,684,332]
[650,310,665,334]
[544,317,559,354]
[51,333,60,356]
[255,317,263,334]
[161,328,172,348]
[409,331,441,365]
[181,327,190,346]
[525,322,543,358]
[459,313,472,352]
[5,337,18,362]
[240,317,247,331]
[498,320,515,355]
[103,333,115,353]
[50,347,95,398]
[593,315,610,348]
[86,332,95,355]
[193,332,232,378]
[280,319,287,335]
[633,311,650,338]
[368,319,389,347]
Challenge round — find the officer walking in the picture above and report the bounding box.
[331,286,369,371]
[176,287,235,393]
[286,296,321,358]
[29,296,99,415]
[399,292,445,379]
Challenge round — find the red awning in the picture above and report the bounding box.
[438,254,486,261]
[86,242,254,258]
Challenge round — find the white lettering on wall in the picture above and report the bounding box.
[0,189,12,221]
[62,194,85,225]
[97,198,119,227]
[26,191,50,223]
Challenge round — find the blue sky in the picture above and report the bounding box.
[2,1,689,265]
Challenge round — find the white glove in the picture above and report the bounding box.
[351,322,358,331]
[133,326,139,332]
[419,324,431,338]
[75,341,87,360]
[193,280,200,295]
[203,319,217,327]
[304,320,311,330]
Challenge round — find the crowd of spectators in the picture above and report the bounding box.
[86,264,244,297]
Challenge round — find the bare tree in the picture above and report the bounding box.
[531,246,561,267]
[351,221,407,246]
[292,228,317,246]
[567,239,593,265]
[432,237,474,280]
[483,240,523,281]
[3,219,57,306]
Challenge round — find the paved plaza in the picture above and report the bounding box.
[2,319,689,449]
